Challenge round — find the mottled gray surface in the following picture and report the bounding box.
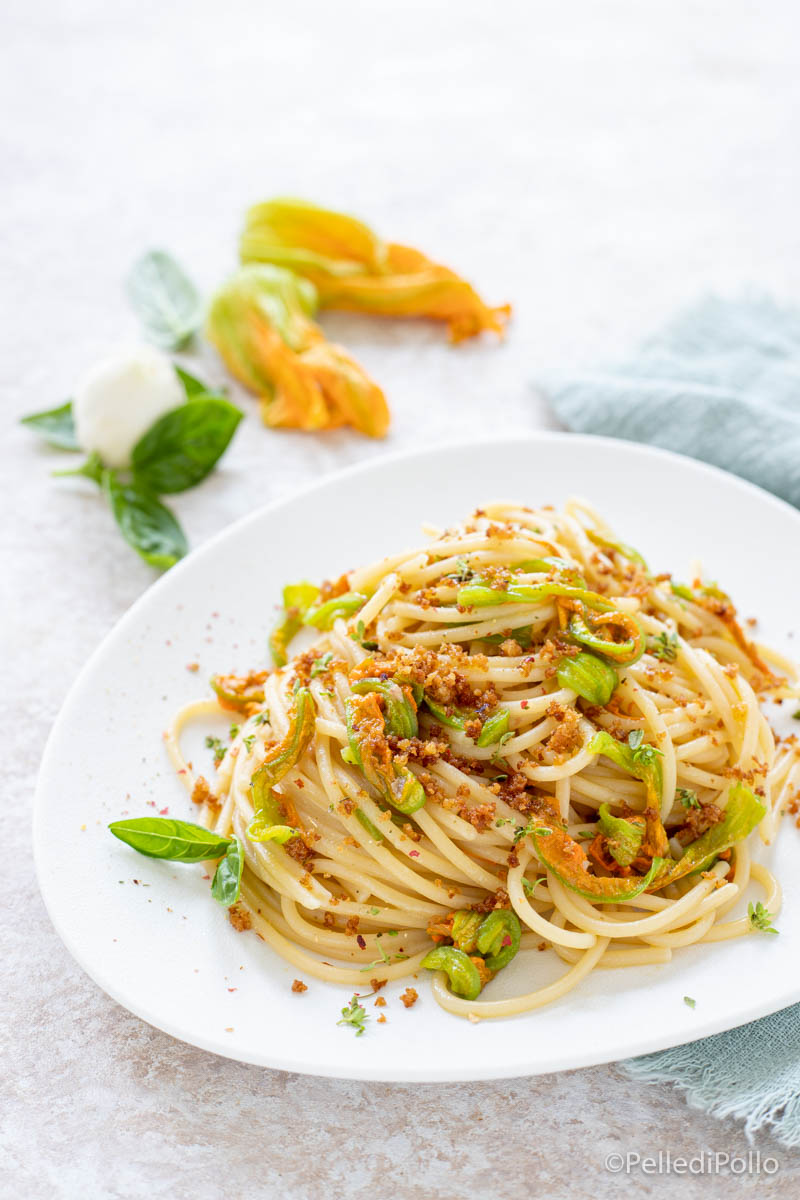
[3,1,800,1196]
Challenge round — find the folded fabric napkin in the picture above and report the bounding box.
[545,292,800,508]
[541,292,800,1148]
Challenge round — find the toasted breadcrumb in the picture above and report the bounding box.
[400,987,419,1009]
[291,979,308,994]
[191,775,217,807]
[228,904,252,932]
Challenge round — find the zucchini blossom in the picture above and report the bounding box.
[206,264,389,437]
[240,198,511,344]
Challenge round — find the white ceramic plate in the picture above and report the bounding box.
[34,434,800,1082]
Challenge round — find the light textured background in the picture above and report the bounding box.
[3,1,800,1196]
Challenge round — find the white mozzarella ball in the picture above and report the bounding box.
[73,346,183,468]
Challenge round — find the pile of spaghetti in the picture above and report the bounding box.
[167,500,800,1019]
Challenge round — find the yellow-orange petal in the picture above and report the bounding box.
[300,342,390,439]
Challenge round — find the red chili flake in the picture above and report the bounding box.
[409,850,420,858]
[521,700,529,710]
[159,807,169,815]
[178,769,186,776]
[356,934,367,949]
[501,934,512,947]
[227,987,237,992]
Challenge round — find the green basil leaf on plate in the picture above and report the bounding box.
[131,397,243,494]
[108,817,233,862]
[103,470,188,569]
[20,401,79,450]
[127,250,203,350]
[210,837,244,906]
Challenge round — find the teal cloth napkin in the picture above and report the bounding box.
[542,293,800,1148]
[545,292,800,508]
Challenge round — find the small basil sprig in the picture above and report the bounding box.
[21,365,241,571]
[20,401,79,450]
[126,250,203,350]
[109,817,243,907]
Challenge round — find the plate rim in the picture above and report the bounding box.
[33,430,800,1081]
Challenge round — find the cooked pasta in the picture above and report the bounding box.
[164,499,800,1019]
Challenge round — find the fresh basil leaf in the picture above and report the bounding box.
[103,470,188,569]
[126,250,202,350]
[210,837,244,906]
[20,401,79,450]
[109,817,232,861]
[131,397,242,494]
[175,365,210,398]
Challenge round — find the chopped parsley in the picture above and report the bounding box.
[522,876,544,897]
[683,995,696,1009]
[358,934,406,972]
[648,631,679,662]
[677,788,700,809]
[337,994,369,1036]
[450,556,473,583]
[496,816,551,842]
[229,723,240,739]
[628,729,663,766]
[204,735,226,763]
[349,620,378,651]
[491,731,514,765]
[748,901,778,935]
[254,710,271,726]
[311,651,333,679]
[242,734,255,753]
[513,821,552,844]
[359,943,390,971]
